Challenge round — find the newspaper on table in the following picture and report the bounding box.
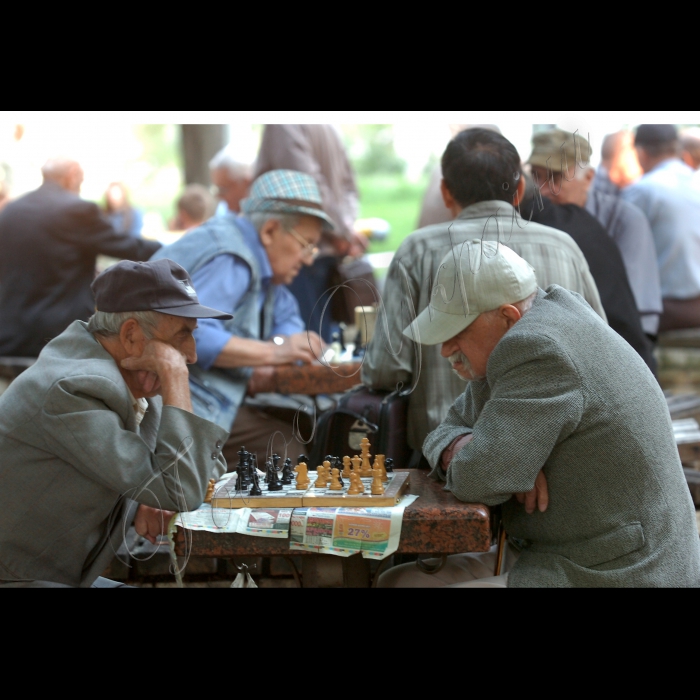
[289,495,419,560]
[175,504,292,538]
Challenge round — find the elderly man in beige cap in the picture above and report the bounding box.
[527,128,662,340]
[378,241,700,588]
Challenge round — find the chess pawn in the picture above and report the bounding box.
[351,455,362,475]
[322,461,333,486]
[294,462,310,490]
[329,468,343,491]
[204,479,216,504]
[342,456,352,478]
[371,469,385,496]
[385,458,394,473]
[376,455,387,481]
[313,464,327,490]
[348,473,362,496]
[249,469,263,497]
[268,460,283,492]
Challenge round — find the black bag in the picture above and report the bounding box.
[327,256,379,326]
[309,386,411,468]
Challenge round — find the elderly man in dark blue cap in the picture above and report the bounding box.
[151,170,332,462]
[623,124,700,332]
[0,259,232,588]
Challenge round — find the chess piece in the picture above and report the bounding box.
[322,460,333,487]
[333,457,345,487]
[385,458,394,473]
[342,456,352,478]
[237,447,251,490]
[268,458,283,492]
[329,468,343,491]
[297,455,309,466]
[313,464,327,490]
[249,468,263,497]
[273,454,281,472]
[294,462,310,490]
[371,469,385,495]
[376,455,387,481]
[204,479,216,504]
[351,455,362,475]
[282,458,294,485]
[348,473,362,495]
[360,438,372,476]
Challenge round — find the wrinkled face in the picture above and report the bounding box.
[128,315,198,397]
[439,311,511,381]
[211,169,250,213]
[262,215,323,285]
[529,164,593,207]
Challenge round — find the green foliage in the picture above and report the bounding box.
[133,125,182,171]
[348,125,406,176]
[357,173,428,255]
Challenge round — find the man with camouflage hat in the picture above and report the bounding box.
[527,128,662,340]
[151,170,331,462]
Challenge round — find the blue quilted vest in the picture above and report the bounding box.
[151,215,275,431]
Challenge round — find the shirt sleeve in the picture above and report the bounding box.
[190,255,252,370]
[271,285,305,336]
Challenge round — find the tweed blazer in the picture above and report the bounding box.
[424,286,700,588]
[0,322,228,588]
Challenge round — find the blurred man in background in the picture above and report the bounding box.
[171,184,216,233]
[254,124,364,343]
[209,148,254,216]
[0,158,161,358]
[591,130,643,198]
[623,125,700,332]
[680,128,700,171]
[527,129,662,342]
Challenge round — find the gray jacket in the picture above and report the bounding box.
[0,322,228,587]
[424,286,700,588]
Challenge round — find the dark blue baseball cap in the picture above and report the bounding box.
[92,259,232,320]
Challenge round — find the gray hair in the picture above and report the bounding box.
[209,148,253,180]
[87,310,163,339]
[248,211,302,234]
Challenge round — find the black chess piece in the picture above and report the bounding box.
[249,466,262,496]
[385,458,394,473]
[236,447,251,491]
[273,454,281,473]
[297,455,309,466]
[333,457,344,487]
[267,458,283,492]
[282,458,294,485]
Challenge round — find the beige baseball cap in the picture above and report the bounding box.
[527,129,592,173]
[403,241,538,346]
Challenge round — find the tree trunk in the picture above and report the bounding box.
[181,125,228,186]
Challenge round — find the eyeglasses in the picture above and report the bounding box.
[284,226,319,259]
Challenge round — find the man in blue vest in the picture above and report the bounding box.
[151,170,333,464]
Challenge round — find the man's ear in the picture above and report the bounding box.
[500,304,522,328]
[512,175,527,208]
[440,179,461,215]
[259,219,278,249]
[119,319,145,355]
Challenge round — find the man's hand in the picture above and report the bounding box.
[121,339,189,397]
[441,434,474,471]
[247,366,276,396]
[271,332,326,365]
[134,504,176,545]
[516,469,549,514]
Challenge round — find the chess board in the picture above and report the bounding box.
[210,470,411,509]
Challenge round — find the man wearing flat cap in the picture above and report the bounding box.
[622,124,700,332]
[379,241,700,588]
[0,259,231,588]
[151,170,330,463]
[527,128,662,345]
